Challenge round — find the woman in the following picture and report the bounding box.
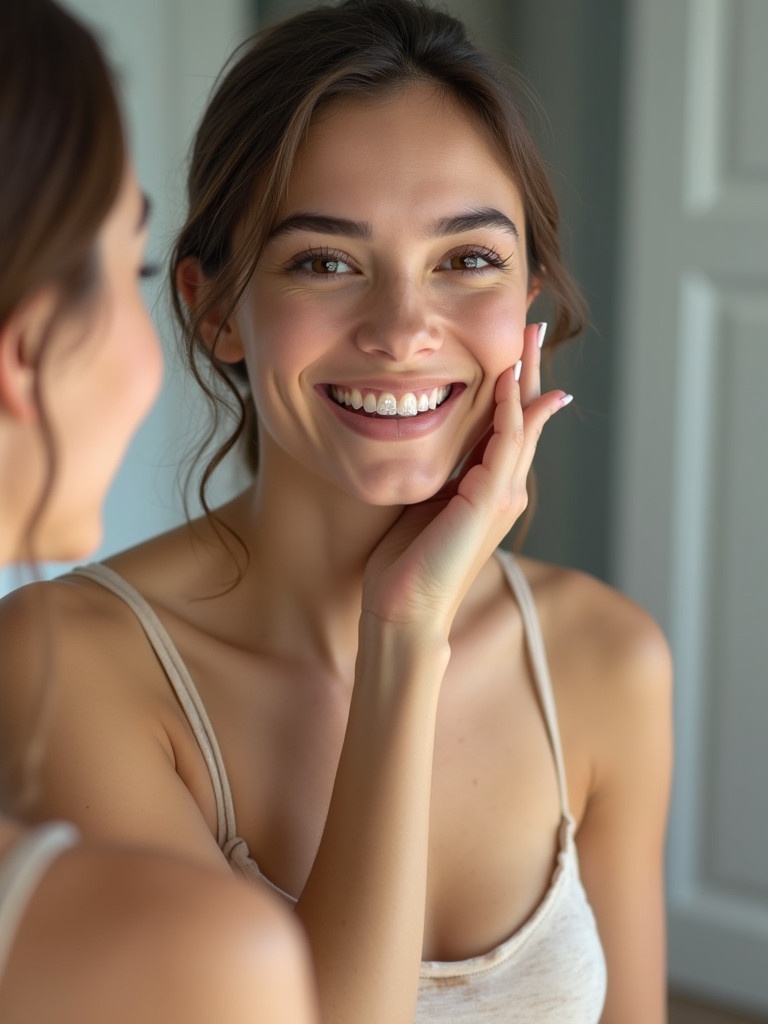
[0,1,673,1021]
[0,2,317,1021]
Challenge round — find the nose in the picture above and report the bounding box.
[353,276,443,362]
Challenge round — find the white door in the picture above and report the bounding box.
[615,0,768,1013]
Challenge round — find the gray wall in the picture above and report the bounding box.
[499,1,625,584]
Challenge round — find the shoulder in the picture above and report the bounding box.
[6,841,316,1023]
[512,553,673,794]
[0,564,181,816]
[118,851,315,1021]
[514,552,672,694]
[0,510,220,676]
[0,570,153,730]
[101,849,317,1023]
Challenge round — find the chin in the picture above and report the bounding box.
[38,517,104,565]
[343,469,452,508]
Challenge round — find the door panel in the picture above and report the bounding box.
[616,0,768,1012]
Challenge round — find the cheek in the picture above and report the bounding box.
[113,299,163,415]
[239,292,331,389]
[446,290,527,363]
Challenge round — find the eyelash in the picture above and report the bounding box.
[284,244,511,277]
[283,248,357,277]
[441,244,511,274]
[139,262,160,280]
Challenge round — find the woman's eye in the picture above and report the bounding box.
[288,250,357,276]
[436,248,506,273]
[139,262,159,280]
[310,257,353,274]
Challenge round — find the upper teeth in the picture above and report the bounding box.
[329,385,452,416]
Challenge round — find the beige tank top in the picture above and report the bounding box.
[0,822,78,990]
[74,550,607,1021]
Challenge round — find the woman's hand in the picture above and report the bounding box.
[362,322,571,634]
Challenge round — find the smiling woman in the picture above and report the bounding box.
[0,2,672,1023]
[193,81,545,505]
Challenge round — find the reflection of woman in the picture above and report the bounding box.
[0,3,317,1021]
[0,1,672,1021]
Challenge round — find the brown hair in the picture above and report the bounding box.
[0,0,127,801]
[171,0,588,512]
[0,0,126,558]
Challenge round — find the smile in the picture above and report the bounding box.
[328,384,452,417]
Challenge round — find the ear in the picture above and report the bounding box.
[0,291,53,423]
[526,274,542,310]
[176,256,244,363]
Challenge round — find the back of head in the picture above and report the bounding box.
[0,0,126,329]
[0,0,127,560]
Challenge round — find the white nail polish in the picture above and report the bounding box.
[561,393,573,407]
[537,322,548,349]
[514,360,523,382]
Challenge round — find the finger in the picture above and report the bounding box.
[518,321,547,409]
[516,386,573,476]
[461,365,526,490]
[475,375,570,499]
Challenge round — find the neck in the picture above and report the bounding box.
[218,451,405,677]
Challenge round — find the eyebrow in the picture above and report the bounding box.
[268,214,371,240]
[138,193,152,231]
[267,206,519,242]
[433,208,519,239]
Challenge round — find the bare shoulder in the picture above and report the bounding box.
[3,843,317,1023]
[0,566,160,759]
[516,553,672,695]
[513,554,673,796]
[0,511,217,703]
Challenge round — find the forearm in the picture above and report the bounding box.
[295,612,450,1024]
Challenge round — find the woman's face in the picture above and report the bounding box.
[29,168,163,559]
[234,82,536,506]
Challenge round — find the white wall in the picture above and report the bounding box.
[1,0,253,596]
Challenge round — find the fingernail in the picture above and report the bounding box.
[537,322,548,349]
[514,360,523,382]
[560,393,573,407]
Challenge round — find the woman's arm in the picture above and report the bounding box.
[573,595,673,1024]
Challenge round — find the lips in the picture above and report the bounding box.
[328,384,452,417]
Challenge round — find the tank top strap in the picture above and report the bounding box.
[0,821,78,983]
[71,564,237,850]
[495,550,573,822]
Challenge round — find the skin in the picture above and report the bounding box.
[0,172,318,1023]
[0,171,161,563]
[0,84,672,1023]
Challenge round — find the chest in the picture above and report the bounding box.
[165,605,579,961]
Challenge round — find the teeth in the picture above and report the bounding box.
[330,385,452,416]
[377,393,398,416]
[398,393,418,416]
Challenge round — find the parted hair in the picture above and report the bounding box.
[171,0,588,508]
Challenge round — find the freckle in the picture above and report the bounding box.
[472,778,478,786]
